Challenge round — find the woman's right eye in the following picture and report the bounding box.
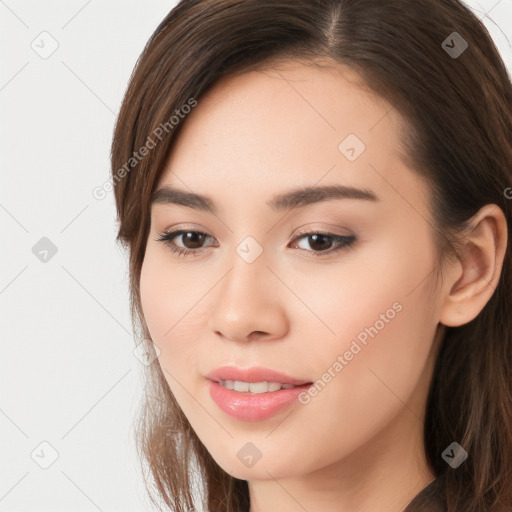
[155,229,217,257]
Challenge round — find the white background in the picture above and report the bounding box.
[0,1,511,511]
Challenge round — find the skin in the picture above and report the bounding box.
[139,59,507,512]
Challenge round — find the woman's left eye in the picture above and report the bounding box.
[155,229,356,258]
[290,232,356,255]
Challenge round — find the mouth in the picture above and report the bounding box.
[205,365,313,389]
[207,379,314,422]
[216,379,313,394]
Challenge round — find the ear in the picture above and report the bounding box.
[439,204,508,327]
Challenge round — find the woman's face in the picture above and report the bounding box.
[140,60,445,483]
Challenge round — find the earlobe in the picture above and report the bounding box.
[439,204,508,328]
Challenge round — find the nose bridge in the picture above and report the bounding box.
[219,239,271,309]
[207,238,288,340]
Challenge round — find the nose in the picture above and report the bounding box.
[207,251,289,343]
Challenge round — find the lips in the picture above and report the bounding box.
[204,366,313,386]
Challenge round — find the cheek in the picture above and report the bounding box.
[292,234,433,355]
[297,234,437,407]
[140,248,199,339]
[139,249,207,389]
[140,251,170,340]
[308,244,437,431]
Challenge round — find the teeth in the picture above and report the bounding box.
[219,380,298,393]
[234,380,250,392]
[222,380,235,390]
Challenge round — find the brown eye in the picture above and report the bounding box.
[302,233,334,251]
[155,230,216,257]
[177,231,208,249]
[291,232,357,256]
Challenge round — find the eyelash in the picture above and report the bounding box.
[155,228,356,258]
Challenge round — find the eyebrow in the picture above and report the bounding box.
[151,184,380,213]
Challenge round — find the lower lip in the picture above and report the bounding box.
[207,380,312,421]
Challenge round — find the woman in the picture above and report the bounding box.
[110,1,512,510]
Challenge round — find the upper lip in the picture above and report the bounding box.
[205,366,312,385]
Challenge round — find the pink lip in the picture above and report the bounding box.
[207,380,312,421]
[205,365,311,385]
[205,366,313,422]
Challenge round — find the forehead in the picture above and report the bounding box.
[157,59,416,212]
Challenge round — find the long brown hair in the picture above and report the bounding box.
[110,1,512,510]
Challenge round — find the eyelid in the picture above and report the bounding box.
[291,223,353,238]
